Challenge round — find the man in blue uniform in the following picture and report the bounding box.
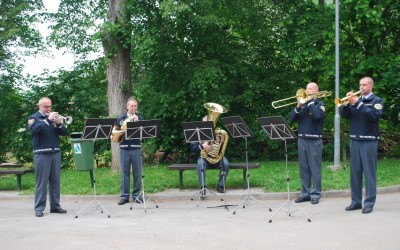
[190,116,230,197]
[340,76,384,214]
[114,98,144,205]
[28,97,68,217]
[290,82,326,205]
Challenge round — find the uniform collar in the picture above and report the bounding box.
[362,93,373,100]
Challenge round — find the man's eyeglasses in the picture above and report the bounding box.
[41,105,52,108]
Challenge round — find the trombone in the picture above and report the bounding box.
[334,91,361,107]
[271,88,332,109]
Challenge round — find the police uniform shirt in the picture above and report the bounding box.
[289,99,326,139]
[339,93,384,140]
[116,112,144,149]
[28,111,68,154]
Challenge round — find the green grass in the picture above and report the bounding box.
[0,159,399,195]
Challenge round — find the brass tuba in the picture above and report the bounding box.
[111,113,135,143]
[200,103,229,165]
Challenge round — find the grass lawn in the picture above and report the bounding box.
[0,159,399,195]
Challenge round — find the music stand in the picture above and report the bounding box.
[221,116,272,214]
[182,121,222,207]
[126,119,161,212]
[258,116,311,223]
[75,118,115,218]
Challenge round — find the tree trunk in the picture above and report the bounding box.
[104,0,132,172]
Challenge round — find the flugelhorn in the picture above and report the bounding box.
[271,88,332,109]
[51,112,73,124]
[334,91,361,107]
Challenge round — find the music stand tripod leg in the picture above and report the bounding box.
[232,138,272,215]
[190,155,218,207]
[75,177,111,218]
[130,167,159,212]
[206,169,237,210]
[268,139,311,223]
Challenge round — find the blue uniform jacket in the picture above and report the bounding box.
[339,94,384,140]
[28,111,68,154]
[190,142,202,154]
[289,99,326,139]
[115,113,144,149]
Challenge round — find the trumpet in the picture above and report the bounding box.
[271,88,332,109]
[51,112,73,125]
[334,91,361,107]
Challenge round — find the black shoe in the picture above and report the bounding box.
[217,186,225,193]
[35,210,43,217]
[362,206,373,214]
[50,208,67,214]
[345,204,362,211]
[311,198,319,205]
[118,199,129,205]
[200,188,207,198]
[295,196,311,203]
[134,196,144,204]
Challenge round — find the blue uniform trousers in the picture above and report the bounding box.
[34,152,62,212]
[120,148,142,199]
[298,138,322,199]
[196,157,230,188]
[350,140,378,208]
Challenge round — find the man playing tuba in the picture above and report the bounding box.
[190,103,230,197]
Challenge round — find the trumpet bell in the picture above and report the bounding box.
[334,90,361,107]
[64,116,73,125]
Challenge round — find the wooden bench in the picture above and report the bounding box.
[0,162,34,191]
[167,163,261,189]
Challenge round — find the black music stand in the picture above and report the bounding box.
[258,116,311,223]
[182,121,222,207]
[75,118,115,219]
[126,119,161,212]
[221,116,272,214]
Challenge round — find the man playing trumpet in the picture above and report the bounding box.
[28,97,68,217]
[290,82,326,205]
[340,76,384,214]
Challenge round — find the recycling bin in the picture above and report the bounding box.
[70,132,94,171]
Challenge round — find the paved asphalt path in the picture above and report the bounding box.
[0,187,399,250]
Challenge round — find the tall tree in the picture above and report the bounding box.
[49,0,133,171]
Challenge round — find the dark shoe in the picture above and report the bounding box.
[295,196,311,203]
[118,199,129,205]
[134,196,144,204]
[345,204,362,211]
[35,210,43,217]
[362,207,373,214]
[311,198,319,205]
[200,188,207,198]
[217,186,225,193]
[50,208,67,214]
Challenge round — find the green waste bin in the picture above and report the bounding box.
[70,132,94,171]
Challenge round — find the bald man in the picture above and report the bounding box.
[290,82,326,205]
[28,97,68,217]
[340,76,384,214]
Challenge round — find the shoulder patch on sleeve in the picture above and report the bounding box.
[28,119,34,125]
[374,103,383,110]
[320,106,326,112]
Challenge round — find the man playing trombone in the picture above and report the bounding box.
[289,82,326,205]
[339,76,384,214]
